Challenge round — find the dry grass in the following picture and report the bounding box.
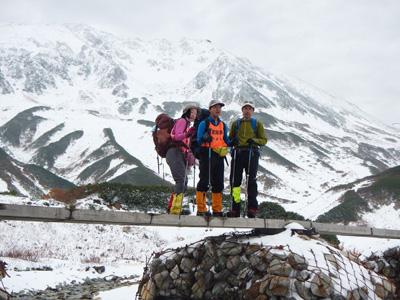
[339,247,362,263]
[81,255,101,264]
[0,249,39,262]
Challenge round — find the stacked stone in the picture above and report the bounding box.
[364,246,400,294]
[138,234,397,300]
[10,274,138,300]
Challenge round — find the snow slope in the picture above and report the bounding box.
[1,195,400,298]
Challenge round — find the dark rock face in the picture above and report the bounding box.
[137,232,397,300]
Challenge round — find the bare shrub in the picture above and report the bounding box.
[0,249,39,262]
[122,226,132,233]
[0,260,10,278]
[42,185,87,205]
[81,255,101,264]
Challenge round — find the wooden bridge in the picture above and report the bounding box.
[1,203,400,239]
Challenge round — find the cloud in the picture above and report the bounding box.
[1,0,400,125]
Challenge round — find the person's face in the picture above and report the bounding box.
[242,105,254,119]
[189,108,197,122]
[209,104,222,118]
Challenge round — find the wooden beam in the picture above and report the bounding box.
[1,203,400,239]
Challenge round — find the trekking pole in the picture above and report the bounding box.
[230,147,237,212]
[193,161,196,212]
[208,142,212,213]
[244,145,253,218]
[179,132,193,218]
[157,155,166,180]
[179,153,190,219]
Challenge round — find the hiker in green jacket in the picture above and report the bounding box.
[227,100,267,218]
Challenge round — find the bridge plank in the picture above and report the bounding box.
[0,203,70,221]
[1,203,399,239]
[371,228,400,239]
[312,222,372,236]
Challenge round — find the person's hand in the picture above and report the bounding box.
[247,138,255,145]
[187,127,196,136]
[230,137,238,147]
[201,132,213,143]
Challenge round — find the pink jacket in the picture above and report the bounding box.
[171,118,190,145]
[171,118,195,167]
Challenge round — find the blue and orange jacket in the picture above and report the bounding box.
[197,116,231,148]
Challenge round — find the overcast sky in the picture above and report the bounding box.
[2,0,400,126]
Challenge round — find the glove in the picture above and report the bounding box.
[187,151,195,167]
[247,138,256,145]
[187,127,196,136]
[230,137,239,147]
[201,132,213,143]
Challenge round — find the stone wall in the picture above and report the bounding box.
[137,230,397,300]
[364,246,400,296]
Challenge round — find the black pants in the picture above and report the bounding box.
[196,147,225,193]
[230,148,260,211]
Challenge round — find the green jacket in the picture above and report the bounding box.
[228,118,267,147]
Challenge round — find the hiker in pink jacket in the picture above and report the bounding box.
[166,103,200,214]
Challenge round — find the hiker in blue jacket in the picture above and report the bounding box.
[195,99,232,217]
[227,100,267,218]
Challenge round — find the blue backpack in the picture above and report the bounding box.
[190,108,210,159]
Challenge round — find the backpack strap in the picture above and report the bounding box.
[234,118,242,139]
[235,118,257,137]
[205,118,210,134]
[251,118,256,131]
[251,118,258,138]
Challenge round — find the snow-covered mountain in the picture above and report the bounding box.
[1,23,399,218]
[302,165,400,228]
